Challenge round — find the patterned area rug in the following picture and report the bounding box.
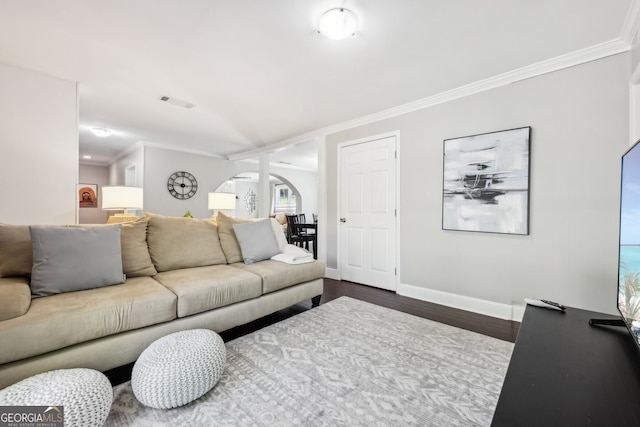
[105,297,513,426]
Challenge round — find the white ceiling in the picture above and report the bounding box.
[0,1,635,171]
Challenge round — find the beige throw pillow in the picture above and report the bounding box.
[0,224,33,278]
[270,218,288,253]
[120,217,157,277]
[216,212,254,264]
[1,220,158,280]
[146,213,227,271]
[0,277,31,320]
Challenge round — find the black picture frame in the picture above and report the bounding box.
[442,127,531,235]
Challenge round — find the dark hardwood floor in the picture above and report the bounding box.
[321,279,520,342]
[221,278,519,343]
[105,279,519,385]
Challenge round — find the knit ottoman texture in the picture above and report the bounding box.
[0,368,113,427]
[131,329,226,409]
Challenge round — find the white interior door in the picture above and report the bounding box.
[339,136,397,290]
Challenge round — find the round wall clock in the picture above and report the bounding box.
[167,171,198,200]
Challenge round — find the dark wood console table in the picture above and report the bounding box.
[492,305,640,426]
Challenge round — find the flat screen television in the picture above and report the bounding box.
[613,139,640,348]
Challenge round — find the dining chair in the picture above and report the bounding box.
[285,214,314,252]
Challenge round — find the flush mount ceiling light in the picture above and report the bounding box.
[318,8,359,40]
[91,127,112,137]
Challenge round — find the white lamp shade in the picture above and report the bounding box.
[208,192,236,210]
[101,186,144,210]
[318,8,359,40]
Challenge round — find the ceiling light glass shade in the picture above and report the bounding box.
[318,8,359,40]
[102,186,143,214]
[91,127,112,137]
[208,192,236,210]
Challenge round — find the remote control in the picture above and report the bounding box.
[525,298,565,311]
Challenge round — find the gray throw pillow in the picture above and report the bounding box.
[29,225,125,298]
[232,219,281,264]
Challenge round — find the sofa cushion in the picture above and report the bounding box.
[216,213,287,263]
[120,217,157,277]
[0,277,31,321]
[270,218,288,253]
[1,221,157,280]
[154,265,262,318]
[146,213,226,272]
[69,220,156,278]
[231,259,325,294]
[0,224,32,278]
[0,276,177,365]
[216,212,253,264]
[29,225,125,298]
[233,219,281,264]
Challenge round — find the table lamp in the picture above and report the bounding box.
[102,186,143,224]
[208,192,236,217]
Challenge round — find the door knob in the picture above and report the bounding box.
[340,218,347,223]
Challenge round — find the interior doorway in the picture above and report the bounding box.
[124,164,136,186]
[338,135,398,291]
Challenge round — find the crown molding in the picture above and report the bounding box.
[230,38,631,160]
[333,40,629,129]
[108,140,228,166]
[108,141,145,166]
[227,137,318,162]
[236,157,318,172]
[142,141,226,159]
[621,0,640,44]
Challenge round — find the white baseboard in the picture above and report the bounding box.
[324,268,340,280]
[397,283,525,322]
[511,304,526,322]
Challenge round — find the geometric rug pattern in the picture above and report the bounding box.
[105,297,513,426]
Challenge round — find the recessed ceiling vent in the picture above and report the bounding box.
[160,96,196,109]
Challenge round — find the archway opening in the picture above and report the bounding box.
[213,172,302,219]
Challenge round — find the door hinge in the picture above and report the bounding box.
[395,268,397,276]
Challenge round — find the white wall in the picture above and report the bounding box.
[326,53,630,317]
[143,146,235,218]
[0,63,77,225]
[79,165,109,224]
[108,147,318,220]
[109,143,145,186]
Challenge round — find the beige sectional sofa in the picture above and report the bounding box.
[0,212,324,389]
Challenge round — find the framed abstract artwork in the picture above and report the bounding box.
[78,184,98,208]
[442,127,531,235]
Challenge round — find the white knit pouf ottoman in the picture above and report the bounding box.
[0,368,113,427]
[132,329,226,409]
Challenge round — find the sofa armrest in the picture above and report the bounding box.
[0,277,31,321]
